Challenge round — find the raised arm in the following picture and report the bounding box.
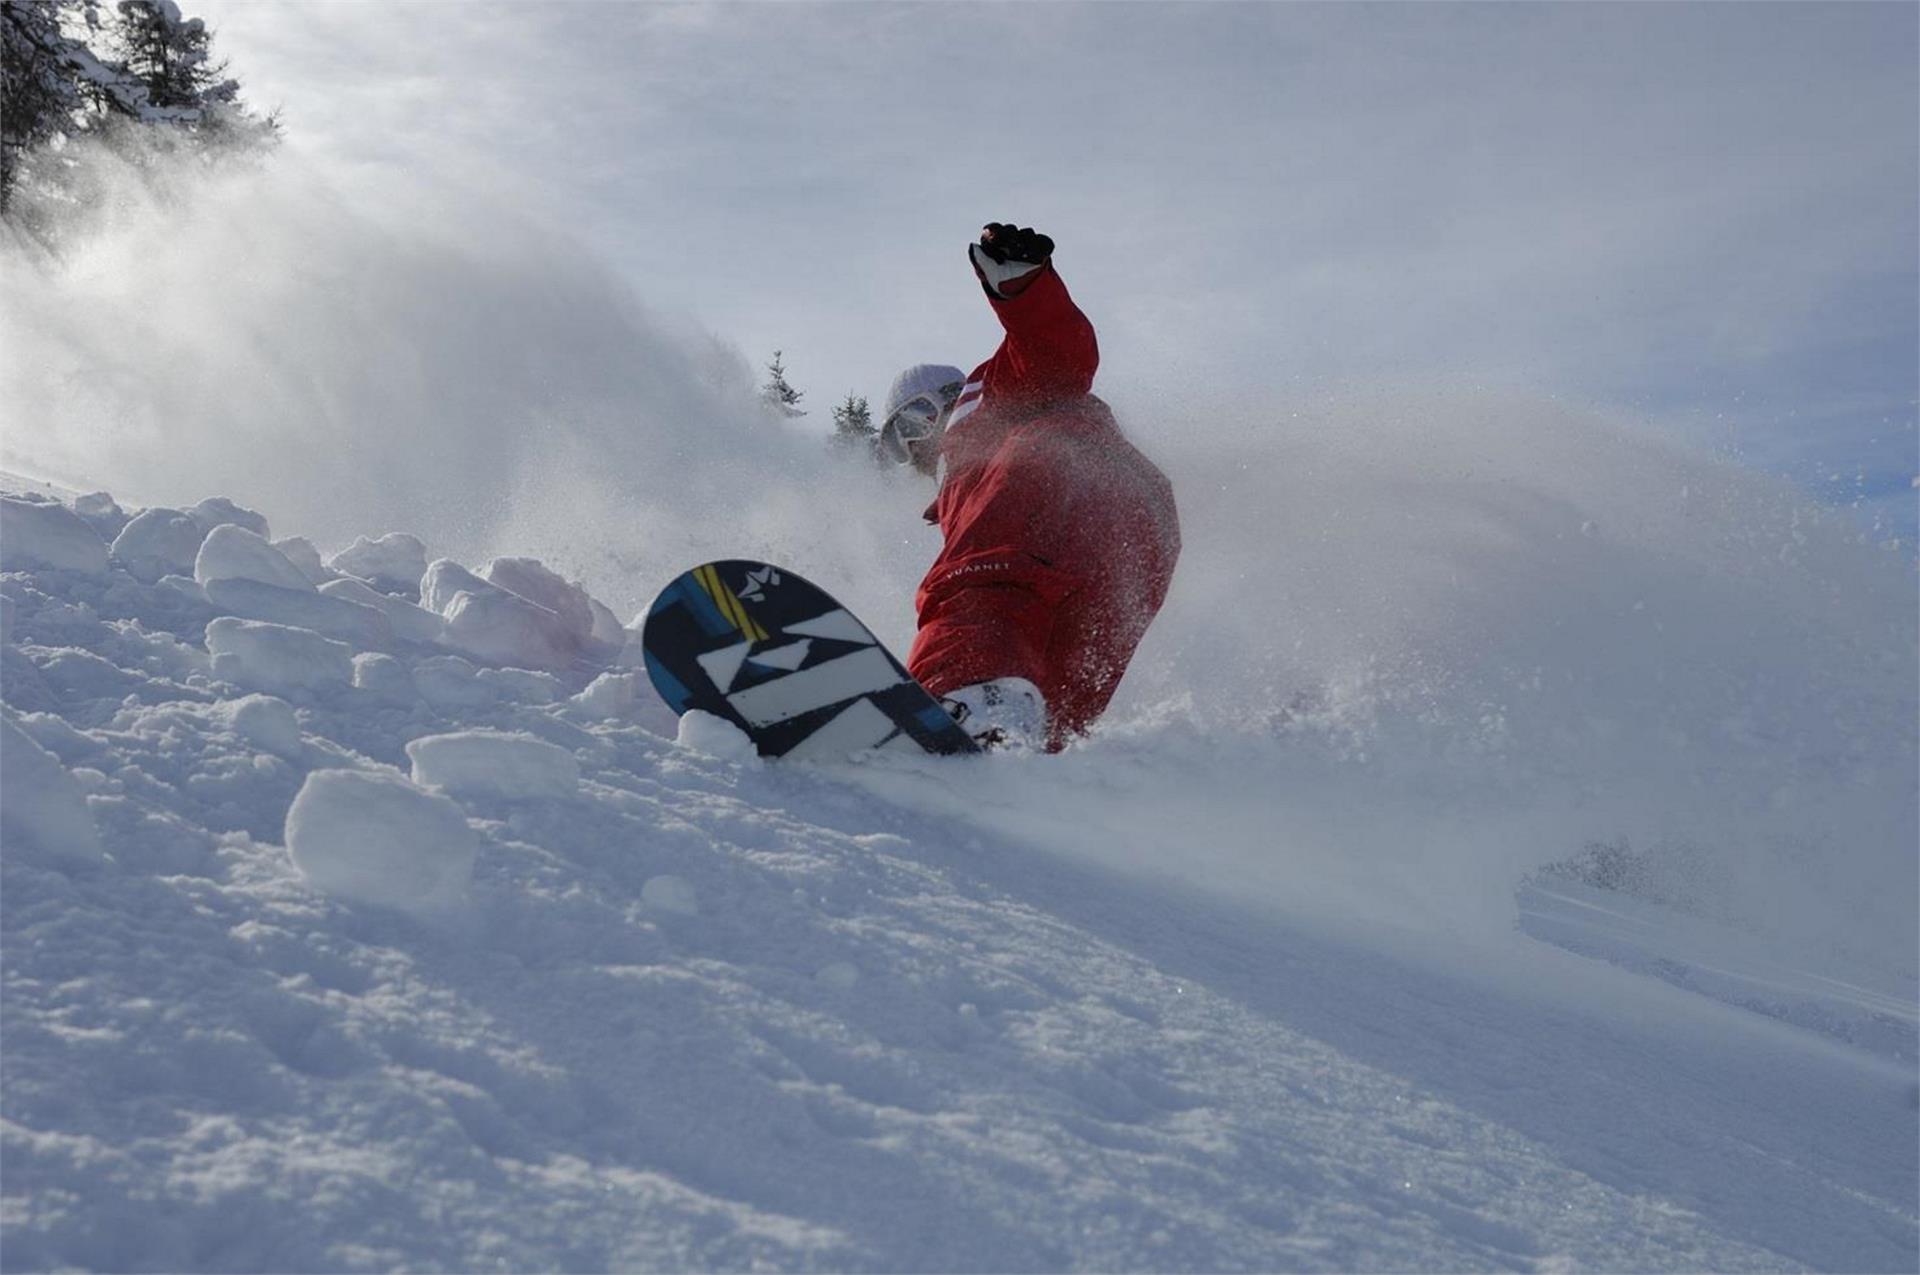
[967,224,1099,411]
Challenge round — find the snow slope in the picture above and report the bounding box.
[4,154,1916,1271]
[1,473,1914,1272]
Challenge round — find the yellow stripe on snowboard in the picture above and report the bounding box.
[695,564,768,641]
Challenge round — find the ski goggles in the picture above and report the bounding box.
[878,391,952,465]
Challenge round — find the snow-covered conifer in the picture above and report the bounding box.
[760,350,806,420]
[108,0,232,122]
[0,0,273,223]
[1,0,88,211]
[830,392,873,455]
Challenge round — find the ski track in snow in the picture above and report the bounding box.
[0,479,1915,1273]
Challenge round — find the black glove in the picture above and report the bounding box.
[970,223,1055,297]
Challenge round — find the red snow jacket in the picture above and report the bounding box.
[906,264,1180,749]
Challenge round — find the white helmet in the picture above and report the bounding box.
[878,363,966,465]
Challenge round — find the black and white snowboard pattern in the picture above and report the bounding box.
[640,560,980,759]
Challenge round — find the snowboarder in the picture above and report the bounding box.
[879,223,1180,750]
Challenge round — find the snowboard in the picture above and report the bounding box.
[640,560,980,759]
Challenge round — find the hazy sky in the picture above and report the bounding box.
[195,1,1917,540]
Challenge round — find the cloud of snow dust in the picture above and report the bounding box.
[0,142,937,638]
[968,385,1917,985]
[4,144,1913,988]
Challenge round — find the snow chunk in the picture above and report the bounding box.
[419,559,493,615]
[204,579,393,650]
[611,630,648,669]
[482,557,627,662]
[0,496,109,574]
[5,706,97,768]
[328,533,428,598]
[156,573,207,605]
[73,491,130,540]
[210,694,303,759]
[110,509,207,583]
[205,617,353,694]
[319,577,443,645]
[285,769,476,907]
[571,671,642,718]
[352,652,416,703]
[676,709,757,760]
[187,496,270,539]
[484,558,595,643]
[195,524,315,593]
[413,655,497,709]
[642,874,699,916]
[406,730,580,800]
[419,558,614,671]
[0,714,105,867]
[475,666,563,704]
[272,537,335,586]
[588,596,626,649]
[441,588,579,672]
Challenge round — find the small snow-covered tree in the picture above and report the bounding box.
[760,350,806,420]
[829,393,873,454]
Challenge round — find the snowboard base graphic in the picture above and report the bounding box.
[640,560,979,759]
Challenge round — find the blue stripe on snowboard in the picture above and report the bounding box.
[643,652,697,712]
[655,575,737,639]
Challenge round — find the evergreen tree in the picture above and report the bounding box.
[0,0,272,221]
[1,2,85,212]
[109,0,236,121]
[760,350,805,419]
[829,392,873,454]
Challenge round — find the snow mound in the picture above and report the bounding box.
[271,536,335,585]
[587,595,627,650]
[0,496,109,574]
[411,654,496,708]
[205,578,394,650]
[477,665,563,703]
[0,713,105,867]
[208,693,304,759]
[676,708,757,760]
[284,768,476,906]
[351,651,416,702]
[441,587,579,672]
[327,532,427,597]
[191,524,396,647]
[108,507,207,583]
[72,491,129,540]
[483,557,602,650]
[186,496,269,538]
[419,558,492,614]
[205,617,353,694]
[415,556,622,672]
[405,730,580,800]
[318,576,444,644]
[194,523,315,593]
[571,670,643,718]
